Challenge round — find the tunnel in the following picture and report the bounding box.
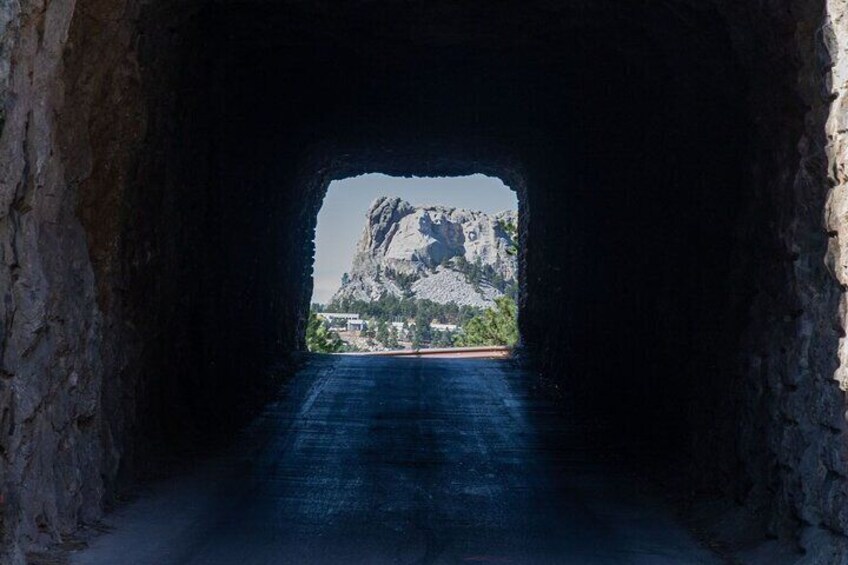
[3,0,848,561]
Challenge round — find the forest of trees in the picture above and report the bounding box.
[309,295,519,352]
[322,294,485,327]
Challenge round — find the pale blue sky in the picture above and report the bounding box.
[311,173,518,304]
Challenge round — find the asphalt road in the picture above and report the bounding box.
[71,356,721,564]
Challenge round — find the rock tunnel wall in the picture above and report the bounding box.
[0,0,229,558]
[2,0,848,561]
[0,0,123,556]
[727,0,848,552]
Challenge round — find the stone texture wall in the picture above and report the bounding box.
[0,1,223,561]
[816,0,848,555]
[701,2,848,558]
[3,0,848,562]
[0,1,115,560]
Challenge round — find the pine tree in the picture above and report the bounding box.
[413,311,432,348]
[376,319,390,346]
[387,326,400,349]
[305,311,345,353]
[455,297,518,347]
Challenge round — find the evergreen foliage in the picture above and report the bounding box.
[326,294,483,326]
[451,256,516,300]
[431,329,455,348]
[376,319,390,345]
[412,310,432,349]
[455,297,519,347]
[498,218,519,256]
[387,326,400,349]
[305,310,345,353]
[383,268,420,295]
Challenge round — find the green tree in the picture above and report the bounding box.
[498,218,519,256]
[413,311,432,349]
[455,297,518,347]
[432,330,454,348]
[431,331,443,347]
[306,311,345,353]
[376,319,390,346]
[387,325,400,349]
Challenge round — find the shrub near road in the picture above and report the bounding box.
[456,297,519,347]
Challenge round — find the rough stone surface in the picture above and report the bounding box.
[408,269,502,309]
[2,0,848,562]
[332,196,517,306]
[0,0,226,562]
[0,0,115,561]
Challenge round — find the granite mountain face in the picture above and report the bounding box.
[331,197,518,308]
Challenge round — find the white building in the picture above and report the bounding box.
[431,323,458,332]
[347,319,367,332]
[317,312,360,322]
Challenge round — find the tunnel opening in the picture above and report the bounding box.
[308,173,522,354]
[4,0,848,560]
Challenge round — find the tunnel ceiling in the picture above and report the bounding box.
[208,0,740,156]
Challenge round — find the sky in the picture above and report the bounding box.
[311,173,518,304]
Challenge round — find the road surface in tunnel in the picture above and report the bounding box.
[71,356,720,564]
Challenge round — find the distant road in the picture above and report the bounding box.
[340,345,512,359]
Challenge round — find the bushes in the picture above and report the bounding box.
[305,310,345,353]
[455,297,518,347]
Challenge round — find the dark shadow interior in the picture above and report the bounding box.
[182,2,753,457]
[22,0,836,553]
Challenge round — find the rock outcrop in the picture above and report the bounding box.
[331,197,517,307]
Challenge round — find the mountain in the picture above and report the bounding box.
[330,196,518,308]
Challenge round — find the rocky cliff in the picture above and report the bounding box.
[332,197,517,308]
